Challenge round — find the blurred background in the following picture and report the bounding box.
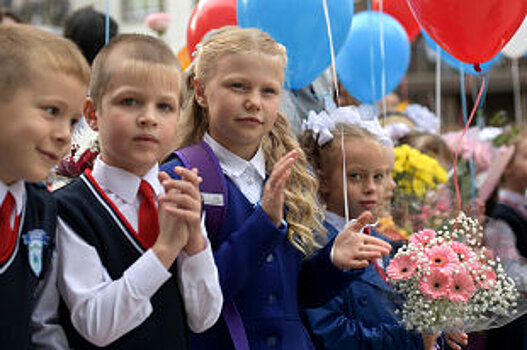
[2,0,526,130]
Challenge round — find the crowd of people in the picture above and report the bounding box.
[0,5,526,350]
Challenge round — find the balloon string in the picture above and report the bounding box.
[512,58,522,126]
[379,0,387,119]
[453,76,486,213]
[321,0,340,106]
[459,69,477,206]
[341,129,349,223]
[368,3,377,106]
[435,46,442,131]
[105,0,110,44]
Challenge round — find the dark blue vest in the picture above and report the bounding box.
[54,174,188,350]
[0,182,56,350]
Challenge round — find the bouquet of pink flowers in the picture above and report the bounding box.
[386,212,518,333]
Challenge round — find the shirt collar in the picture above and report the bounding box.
[203,133,266,180]
[324,210,347,232]
[91,157,163,203]
[0,180,25,215]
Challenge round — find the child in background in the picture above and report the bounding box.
[300,107,467,350]
[161,26,391,350]
[0,25,89,348]
[482,134,527,350]
[51,34,222,349]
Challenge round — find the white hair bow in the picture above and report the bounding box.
[302,110,335,146]
[303,106,393,147]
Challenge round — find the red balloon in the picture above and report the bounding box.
[186,0,237,59]
[407,0,526,65]
[372,0,420,42]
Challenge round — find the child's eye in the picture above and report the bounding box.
[349,173,362,181]
[231,82,246,91]
[262,87,278,95]
[44,106,59,116]
[374,173,385,182]
[121,98,137,106]
[70,116,81,127]
[158,103,174,113]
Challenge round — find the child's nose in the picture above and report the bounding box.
[137,105,158,127]
[363,177,376,193]
[244,91,262,111]
[53,119,72,146]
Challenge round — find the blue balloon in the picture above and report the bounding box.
[422,31,502,75]
[237,0,353,90]
[336,11,410,104]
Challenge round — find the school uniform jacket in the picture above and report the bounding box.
[0,182,56,350]
[303,219,424,350]
[162,152,362,350]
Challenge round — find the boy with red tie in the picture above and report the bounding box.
[50,34,222,349]
[0,25,90,349]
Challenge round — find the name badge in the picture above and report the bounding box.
[23,229,49,277]
[201,192,224,206]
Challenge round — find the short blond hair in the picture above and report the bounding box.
[0,24,90,101]
[89,34,181,106]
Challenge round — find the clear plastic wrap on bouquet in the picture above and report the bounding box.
[385,211,522,334]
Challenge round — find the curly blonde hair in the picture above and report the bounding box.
[174,26,322,254]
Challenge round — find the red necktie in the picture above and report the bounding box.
[364,226,387,281]
[0,192,19,262]
[138,180,159,249]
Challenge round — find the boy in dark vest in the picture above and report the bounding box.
[50,34,222,349]
[0,25,90,349]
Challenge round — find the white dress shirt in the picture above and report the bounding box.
[203,133,266,205]
[32,158,222,348]
[0,180,25,224]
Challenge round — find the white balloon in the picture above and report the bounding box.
[503,16,527,59]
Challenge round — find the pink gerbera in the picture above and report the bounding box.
[476,266,497,289]
[425,244,459,270]
[419,267,452,299]
[409,229,436,246]
[449,267,476,303]
[451,241,476,266]
[387,254,417,281]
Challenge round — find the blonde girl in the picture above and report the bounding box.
[161,26,390,350]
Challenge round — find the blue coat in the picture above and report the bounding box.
[303,222,424,350]
[161,158,361,350]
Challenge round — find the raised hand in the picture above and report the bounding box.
[170,167,205,255]
[152,170,202,268]
[331,211,392,270]
[261,150,298,227]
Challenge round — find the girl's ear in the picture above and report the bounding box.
[193,77,208,108]
[83,97,99,131]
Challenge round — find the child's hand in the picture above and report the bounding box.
[444,329,468,350]
[153,170,202,267]
[172,167,205,256]
[331,211,392,270]
[261,150,298,227]
[421,332,441,350]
